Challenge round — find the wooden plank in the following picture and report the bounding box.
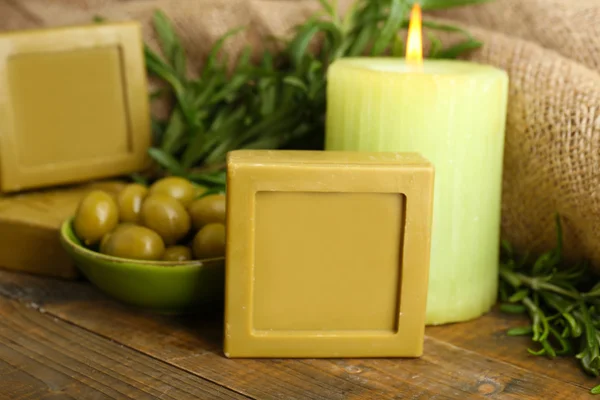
[0,270,593,399]
[427,309,600,392]
[0,291,249,400]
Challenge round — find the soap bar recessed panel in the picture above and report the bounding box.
[224,150,435,358]
[254,191,404,333]
[0,23,150,192]
[8,47,130,167]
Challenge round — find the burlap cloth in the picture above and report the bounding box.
[2,0,600,270]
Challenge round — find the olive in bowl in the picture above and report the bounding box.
[61,177,226,314]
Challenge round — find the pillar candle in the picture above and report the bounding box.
[325,58,508,325]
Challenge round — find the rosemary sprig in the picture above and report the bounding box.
[500,215,600,394]
[141,0,488,188]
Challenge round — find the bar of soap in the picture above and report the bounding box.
[0,181,126,279]
[224,150,435,358]
[0,22,151,193]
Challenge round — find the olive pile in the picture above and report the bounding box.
[73,177,226,262]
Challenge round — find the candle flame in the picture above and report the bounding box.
[406,3,423,65]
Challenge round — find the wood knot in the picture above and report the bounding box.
[344,365,362,374]
[476,379,502,396]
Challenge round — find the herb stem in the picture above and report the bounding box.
[500,216,600,394]
[500,265,581,300]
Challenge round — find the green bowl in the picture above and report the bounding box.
[59,217,225,314]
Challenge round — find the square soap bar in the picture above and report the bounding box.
[0,22,151,193]
[224,150,435,358]
[0,180,125,279]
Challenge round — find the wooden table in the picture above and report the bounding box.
[0,269,596,399]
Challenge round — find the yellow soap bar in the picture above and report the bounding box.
[0,22,151,193]
[224,150,435,358]
[0,180,125,279]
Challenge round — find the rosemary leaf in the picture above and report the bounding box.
[371,0,407,56]
[427,31,443,58]
[147,147,185,176]
[508,289,529,303]
[317,0,335,16]
[160,108,186,155]
[421,20,476,39]
[152,9,187,79]
[507,326,533,336]
[500,216,600,393]
[433,39,482,59]
[204,27,246,75]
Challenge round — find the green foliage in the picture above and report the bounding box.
[500,215,600,395]
[143,0,485,189]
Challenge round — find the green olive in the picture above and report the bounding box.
[74,190,119,246]
[117,183,148,223]
[140,193,191,245]
[99,223,137,251]
[188,194,226,230]
[192,223,226,259]
[162,245,193,261]
[99,231,113,252]
[100,224,165,260]
[149,176,196,207]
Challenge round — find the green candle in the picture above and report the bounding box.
[325,57,509,325]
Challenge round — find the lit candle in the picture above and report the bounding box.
[325,5,509,325]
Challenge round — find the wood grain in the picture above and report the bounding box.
[427,311,600,392]
[0,292,249,400]
[0,270,595,399]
